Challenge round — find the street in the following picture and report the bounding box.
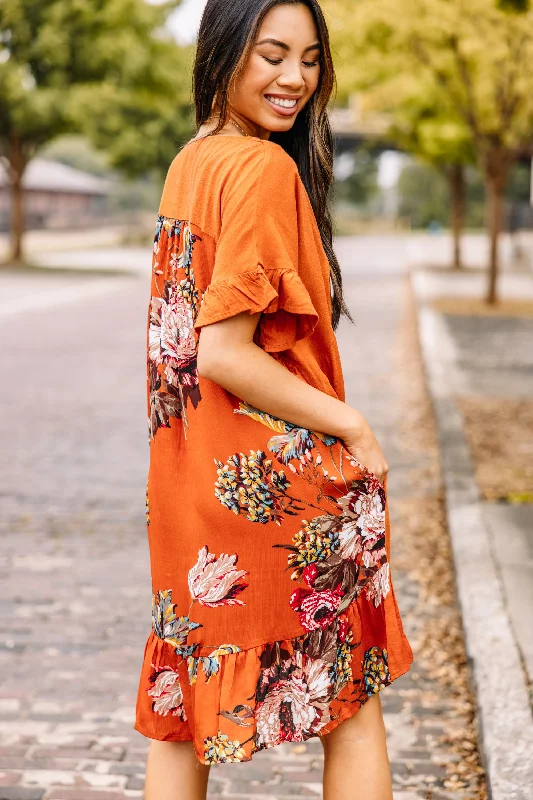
[0,240,484,799]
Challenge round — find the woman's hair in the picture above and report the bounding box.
[192,0,353,330]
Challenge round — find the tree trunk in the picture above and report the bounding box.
[9,135,26,266]
[483,149,511,306]
[449,164,465,270]
[485,177,501,304]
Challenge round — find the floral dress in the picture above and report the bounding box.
[134,135,413,765]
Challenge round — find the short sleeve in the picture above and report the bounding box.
[193,142,319,353]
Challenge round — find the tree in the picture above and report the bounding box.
[388,87,476,268]
[397,162,450,229]
[67,41,194,178]
[324,0,533,302]
[368,79,476,267]
[0,0,189,265]
[334,147,379,207]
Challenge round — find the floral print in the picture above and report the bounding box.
[214,450,292,524]
[147,663,187,719]
[148,217,203,440]
[142,403,401,762]
[151,589,202,657]
[187,644,242,686]
[289,583,344,632]
[235,402,337,464]
[363,647,391,695]
[204,732,247,764]
[330,626,355,693]
[254,643,330,746]
[149,555,246,703]
[286,516,341,579]
[199,408,395,756]
[188,546,249,607]
[216,407,391,611]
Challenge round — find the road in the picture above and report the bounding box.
[0,241,484,799]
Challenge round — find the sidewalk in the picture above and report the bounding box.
[412,267,533,800]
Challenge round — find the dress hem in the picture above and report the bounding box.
[132,656,414,763]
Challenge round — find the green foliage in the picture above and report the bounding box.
[497,0,530,11]
[68,42,196,177]
[41,134,110,176]
[334,149,379,207]
[325,0,533,159]
[397,162,450,227]
[397,160,486,228]
[0,0,192,173]
[507,161,532,203]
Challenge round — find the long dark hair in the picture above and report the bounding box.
[192,0,353,330]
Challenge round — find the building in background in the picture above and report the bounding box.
[0,158,113,232]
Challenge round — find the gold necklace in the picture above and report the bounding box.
[185,117,250,147]
[229,118,249,137]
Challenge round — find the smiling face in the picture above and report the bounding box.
[222,3,322,139]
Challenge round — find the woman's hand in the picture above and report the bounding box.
[342,421,389,486]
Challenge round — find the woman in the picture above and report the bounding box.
[134,1,413,798]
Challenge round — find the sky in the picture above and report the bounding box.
[169,0,208,44]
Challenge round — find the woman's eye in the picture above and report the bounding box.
[263,56,319,68]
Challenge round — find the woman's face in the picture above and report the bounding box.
[226,3,322,139]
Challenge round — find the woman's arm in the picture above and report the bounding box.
[197,310,389,483]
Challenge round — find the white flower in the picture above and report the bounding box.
[188,546,249,607]
[356,492,385,545]
[147,665,187,718]
[366,563,391,607]
[337,517,363,560]
[304,658,332,702]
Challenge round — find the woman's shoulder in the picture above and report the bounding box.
[165,136,298,189]
[197,136,298,183]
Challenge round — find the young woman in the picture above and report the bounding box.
[134,1,413,798]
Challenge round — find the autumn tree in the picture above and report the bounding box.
[0,0,190,265]
[325,0,533,302]
[361,76,476,268]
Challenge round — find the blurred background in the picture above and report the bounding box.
[1,1,532,798]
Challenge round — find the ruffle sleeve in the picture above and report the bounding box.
[193,142,320,353]
[194,265,318,353]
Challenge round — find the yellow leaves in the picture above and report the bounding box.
[324,0,533,157]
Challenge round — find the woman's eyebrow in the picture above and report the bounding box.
[255,37,321,53]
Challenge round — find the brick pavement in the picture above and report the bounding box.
[0,251,484,799]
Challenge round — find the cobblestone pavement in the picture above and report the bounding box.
[0,246,484,799]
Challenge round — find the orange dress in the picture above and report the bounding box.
[134,135,413,764]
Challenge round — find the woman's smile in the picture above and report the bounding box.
[264,93,301,116]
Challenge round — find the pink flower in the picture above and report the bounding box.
[148,288,197,379]
[289,585,344,632]
[160,289,197,372]
[188,546,248,607]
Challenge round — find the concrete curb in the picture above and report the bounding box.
[411,271,533,800]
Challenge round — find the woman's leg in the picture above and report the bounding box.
[320,694,393,800]
[144,740,211,800]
